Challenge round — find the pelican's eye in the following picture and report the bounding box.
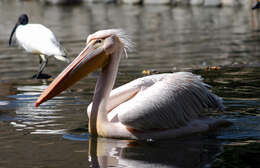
[93,39,103,45]
[96,39,102,44]
[93,39,103,48]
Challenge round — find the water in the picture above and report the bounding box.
[0,1,260,167]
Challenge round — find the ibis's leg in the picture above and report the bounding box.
[39,55,48,74]
[36,55,43,73]
[33,54,48,79]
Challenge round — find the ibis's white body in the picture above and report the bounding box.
[15,24,67,61]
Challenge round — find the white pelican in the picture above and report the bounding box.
[9,14,70,79]
[252,0,260,9]
[35,29,230,140]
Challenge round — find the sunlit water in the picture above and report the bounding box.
[0,1,260,168]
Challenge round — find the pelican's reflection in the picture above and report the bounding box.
[88,136,222,168]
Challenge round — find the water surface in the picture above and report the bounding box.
[0,1,260,168]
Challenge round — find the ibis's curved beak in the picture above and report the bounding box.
[252,1,260,10]
[9,23,18,46]
[35,40,111,107]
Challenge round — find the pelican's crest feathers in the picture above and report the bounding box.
[87,29,135,52]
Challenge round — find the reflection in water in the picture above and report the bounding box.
[4,83,68,134]
[88,136,222,168]
[218,116,260,140]
[251,0,260,30]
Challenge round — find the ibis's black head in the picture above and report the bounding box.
[9,14,29,46]
[18,14,29,25]
[252,1,260,10]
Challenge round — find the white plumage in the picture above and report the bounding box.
[15,24,67,61]
[87,72,223,131]
[36,29,230,140]
[9,14,69,78]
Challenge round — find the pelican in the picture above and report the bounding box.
[252,0,260,9]
[35,29,230,140]
[9,14,70,79]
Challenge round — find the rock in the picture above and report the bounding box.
[120,0,142,4]
[143,0,171,5]
[190,0,204,5]
[204,0,221,7]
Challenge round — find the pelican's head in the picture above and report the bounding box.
[9,14,29,46]
[252,0,260,10]
[35,29,133,107]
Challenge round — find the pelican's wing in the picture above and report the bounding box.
[87,73,169,119]
[110,72,223,131]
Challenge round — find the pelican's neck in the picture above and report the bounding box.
[89,48,122,136]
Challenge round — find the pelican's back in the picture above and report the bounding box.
[113,72,223,131]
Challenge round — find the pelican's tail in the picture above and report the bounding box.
[208,91,225,112]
